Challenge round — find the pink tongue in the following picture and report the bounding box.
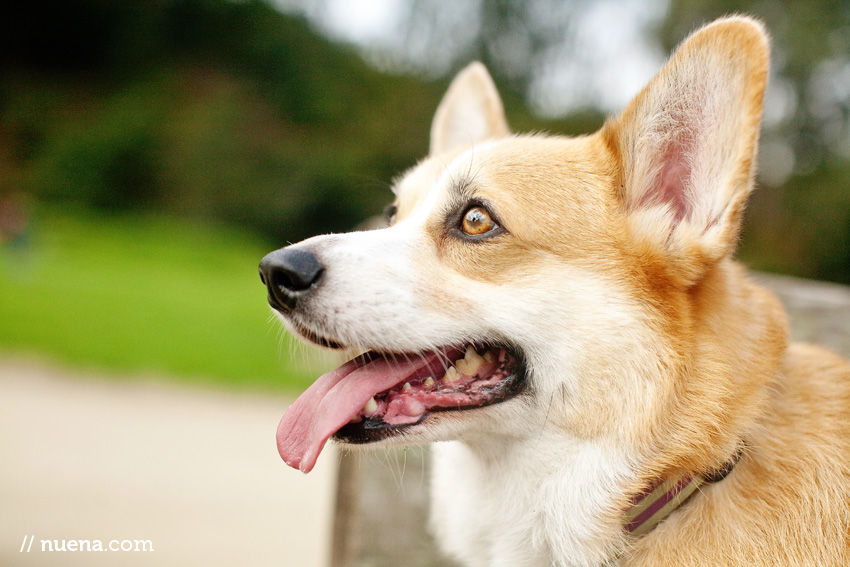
[276,352,445,473]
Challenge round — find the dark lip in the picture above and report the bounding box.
[332,345,528,444]
[288,320,346,350]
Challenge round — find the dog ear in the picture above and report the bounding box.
[602,17,769,286]
[430,62,510,155]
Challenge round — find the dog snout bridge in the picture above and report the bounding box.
[259,247,324,312]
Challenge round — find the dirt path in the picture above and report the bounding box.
[0,358,338,567]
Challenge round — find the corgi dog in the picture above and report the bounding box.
[259,16,850,566]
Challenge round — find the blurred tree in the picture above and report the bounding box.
[0,0,595,245]
[295,0,667,116]
[0,0,444,243]
[1,0,848,282]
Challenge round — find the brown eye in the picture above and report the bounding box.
[462,206,496,236]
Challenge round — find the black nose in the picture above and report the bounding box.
[259,248,324,312]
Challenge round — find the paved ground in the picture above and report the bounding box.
[0,358,338,567]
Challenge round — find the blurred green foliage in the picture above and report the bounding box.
[0,0,598,245]
[0,0,437,243]
[0,0,848,285]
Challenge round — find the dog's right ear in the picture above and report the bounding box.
[430,62,510,155]
[602,17,770,287]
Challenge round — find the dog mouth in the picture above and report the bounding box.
[336,345,525,443]
[276,343,526,473]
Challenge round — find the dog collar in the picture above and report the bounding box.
[623,447,743,537]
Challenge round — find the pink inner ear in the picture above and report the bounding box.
[645,139,693,224]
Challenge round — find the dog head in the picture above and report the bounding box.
[261,17,771,473]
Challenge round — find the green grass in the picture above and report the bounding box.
[0,206,324,392]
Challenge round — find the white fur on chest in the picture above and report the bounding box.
[429,437,632,567]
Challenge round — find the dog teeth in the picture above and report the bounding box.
[442,366,461,382]
[483,350,495,364]
[363,397,378,415]
[455,346,485,376]
[402,382,413,393]
[423,377,435,388]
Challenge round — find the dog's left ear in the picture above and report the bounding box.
[603,16,769,286]
[430,62,510,155]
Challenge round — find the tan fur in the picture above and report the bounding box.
[411,16,850,565]
[272,15,850,566]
